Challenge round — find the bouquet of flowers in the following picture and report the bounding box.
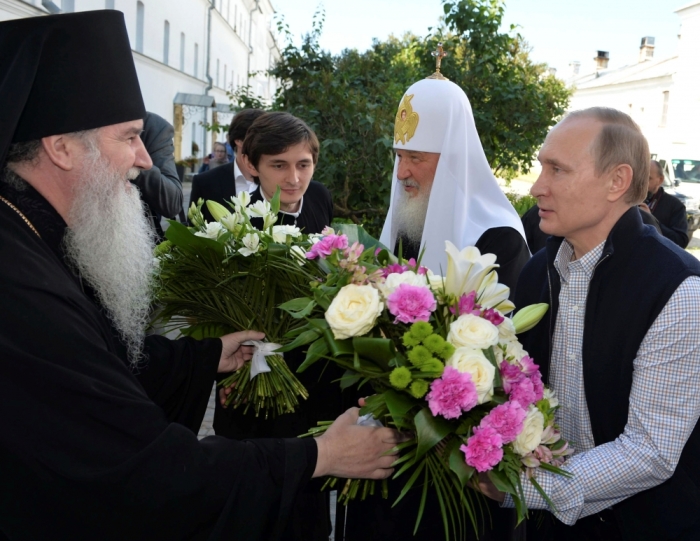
[154,190,318,418]
[283,231,573,539]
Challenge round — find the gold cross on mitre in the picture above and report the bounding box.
[426,43,449,81]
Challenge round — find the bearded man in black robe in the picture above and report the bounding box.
[0,11,403,541]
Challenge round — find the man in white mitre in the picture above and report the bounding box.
[347,61,528,541]
[379,61,529,296]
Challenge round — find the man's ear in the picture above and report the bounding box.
[607,163,633,203]
[242,154,259,176]
[41,135,78,172]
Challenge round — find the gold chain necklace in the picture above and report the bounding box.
[0,194,41,238]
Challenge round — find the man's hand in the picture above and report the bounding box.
[218,330,265,373]
[313,408,409,479]
[473,472,506,503]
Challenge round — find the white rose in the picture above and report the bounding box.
[325,284,383,340]
[195,222,225,240]
[378,271,428,299]
[498,317,517,343]
[447,313,500,350]
[446,347,495,404]
[512,405,545,456]
[505,340,527,363]
[272,224,302,243]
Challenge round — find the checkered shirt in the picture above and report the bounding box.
[503,240,700,525]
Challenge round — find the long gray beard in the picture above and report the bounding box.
[64,150,156,366]
[394,179,431,244]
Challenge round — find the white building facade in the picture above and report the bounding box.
[0,0,281,161]
[568,2,700,160]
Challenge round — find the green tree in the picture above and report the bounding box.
[222,1,569,234]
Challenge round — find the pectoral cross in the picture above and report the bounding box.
[427,43,449,81]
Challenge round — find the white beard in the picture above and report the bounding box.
[64,149,156,366]
[393,179,431,244]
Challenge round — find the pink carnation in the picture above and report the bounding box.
[427,366,478,420]
[509,376,537,408]
[387,284,437,324]
[462,426,504,472]
[480,401,527,443]
[500,360,525,394]
[482,308,504,326]
[381,263,406,277]
[530,372,544,402]
[518,355,539,377]
[306,234,348,259]
[450,291,481,316]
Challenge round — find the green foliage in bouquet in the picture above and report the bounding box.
[154,190,320,418]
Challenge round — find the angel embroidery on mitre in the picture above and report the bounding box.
[394,94,419,145]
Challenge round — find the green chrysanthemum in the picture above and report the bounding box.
[389,366,412,390]
[409,379,429,399]
[423,334,446,355]
[402,332,421,348]
[419,358,445,375]
[408,345,432,366]
[438,342,456,361]
[409,321,433,342]
[154,240,173,256]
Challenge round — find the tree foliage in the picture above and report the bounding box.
[225,1,570,235]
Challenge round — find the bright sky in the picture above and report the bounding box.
[270,0,684,77]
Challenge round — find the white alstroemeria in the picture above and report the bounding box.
[477,270,515,313]
[229,191,251,209]
[247,200,271,218]
[308,233,324,245]
[444,241,499,298]
[272,224,302,243]
[220,211,241,233]
[426,270,445,294]
[262,212,278,230]
[195,222,225,240]
[238,232,261,257]
[290,245,307,266]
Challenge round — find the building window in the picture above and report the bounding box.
[194,43,199,77]
[105,0,115,8]
[216,58,220,87]
[136,2,145,53]
[163,21,170,65]
[223,64,227,90]
[226,0,230,22]
[234,5,238,31]
[661,91,670,127]
[180,33,186,71]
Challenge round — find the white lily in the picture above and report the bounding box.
[477,270,515,313]
[195,222,225,240]
[444,241,499,298]
[262,212,278,230]
[272,224,302,243]
[206,200,231,222]
[238,232,261,256]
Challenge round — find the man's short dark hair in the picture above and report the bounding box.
[242,112,320,174]
[650,160,663,178]
[227,109,265,147]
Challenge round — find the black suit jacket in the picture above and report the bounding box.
[189,162,237,222]
[650,188,689,248]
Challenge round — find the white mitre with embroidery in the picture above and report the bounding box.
[379,65,526,274]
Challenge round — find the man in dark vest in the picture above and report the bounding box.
[476,107,700,541]
[639,159,690,248]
